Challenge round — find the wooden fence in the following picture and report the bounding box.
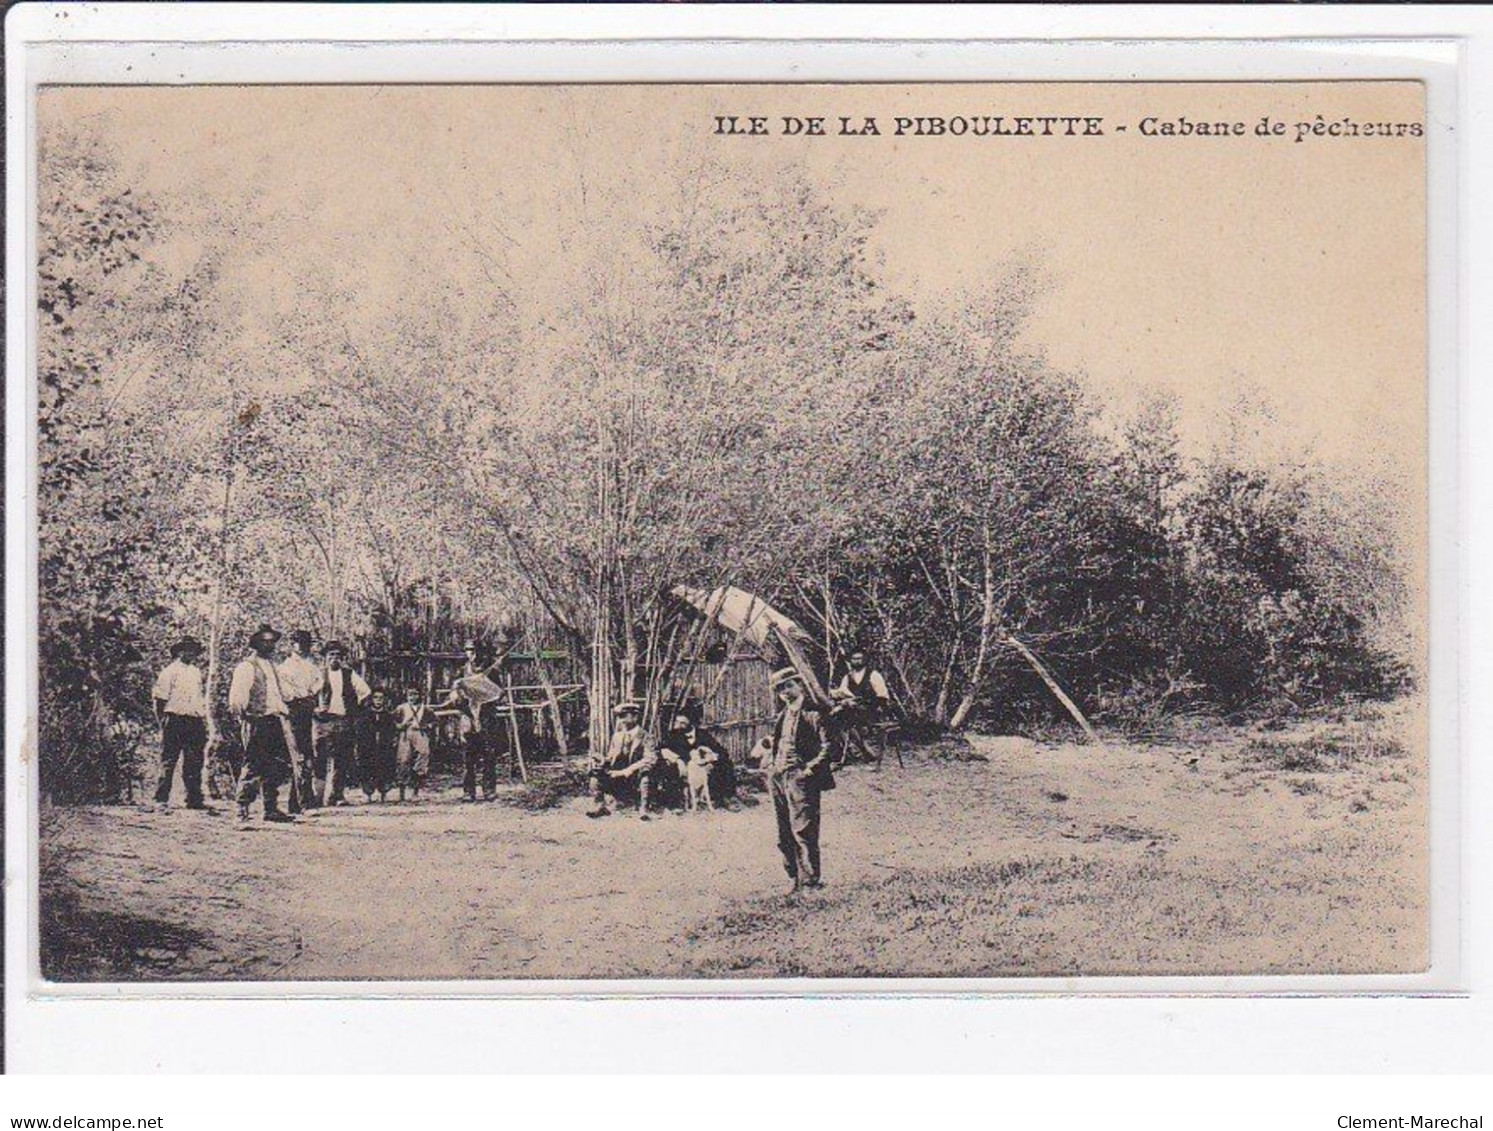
[677,652,776,763]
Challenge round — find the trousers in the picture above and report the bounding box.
[156,714,206,805]
[315,715,356,803]
[769,768,823,885]
[287,697,317,809]
[235,715,290,815]
[462,727,498,799]
[589,767,652,810]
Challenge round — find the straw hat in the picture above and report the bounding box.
[770,666,802,690]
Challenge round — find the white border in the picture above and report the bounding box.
[5,4,1487,1073]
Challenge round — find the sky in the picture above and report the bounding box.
[40,81,1426,491]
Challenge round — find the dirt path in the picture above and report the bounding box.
[40,708,1426,982]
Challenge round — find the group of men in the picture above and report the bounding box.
[153,620,896,893]
[587,650,894,893]
[152,625,509,823]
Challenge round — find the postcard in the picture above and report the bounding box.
[31,79,1429,984]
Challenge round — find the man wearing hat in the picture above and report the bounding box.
[449,633,515,801]
[278,629,324,812]
[761,666,835,892]
[227,624,296,823]
[315,640,370,806]
[151,636,210,810]
[586,699,659,820]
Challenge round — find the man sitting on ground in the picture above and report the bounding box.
[661,710,736,809]
[586,700,658,821]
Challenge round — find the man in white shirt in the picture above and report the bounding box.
[228,624,296,823]
[315,640,370,806]
[831,648,895,766]
[279,629,324,811]
[151,636,210,810]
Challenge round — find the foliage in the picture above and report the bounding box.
[35,131,1414,800]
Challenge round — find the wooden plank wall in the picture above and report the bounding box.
[681,654,775,762]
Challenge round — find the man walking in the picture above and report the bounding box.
[227,624,296,823]
[762,667,835,892]
[316,641,369,806]
[151,636,210,810]
[278,629,323,812]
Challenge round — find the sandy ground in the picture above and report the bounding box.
[39,704,1426,981]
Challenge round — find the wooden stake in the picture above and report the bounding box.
[505,670,529,783]
[1003,635,1103,747]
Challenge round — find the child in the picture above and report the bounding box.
[362,687,401,803]
[395,687,432,802]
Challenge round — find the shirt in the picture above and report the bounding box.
[396,704,430,731]
[837,668,890,703]
[594,727,658,774]
[769,701,803,774]
[228,655,289,717]
[152,660,207,718]
[278,653,324,702]
[322,667,370,717]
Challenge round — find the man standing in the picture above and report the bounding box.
[151,636,210,810]
[586,700,658,820]
[316,641,370,806]
[762,667,835,892]
[227,624,295,823]
[450,634,513,802]
[278,629,324,812]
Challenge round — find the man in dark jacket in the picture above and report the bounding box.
[760,667,835,892]
[661,710,737,809]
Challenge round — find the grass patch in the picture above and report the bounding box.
[670,856,1126,978]
[1239,725,1405,774]
[493,764,589,812]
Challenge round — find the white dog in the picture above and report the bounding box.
[685,746,718,811]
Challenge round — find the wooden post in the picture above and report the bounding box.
[505,670,529,783]
[533,653,569,760]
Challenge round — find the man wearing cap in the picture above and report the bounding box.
[315,641,370,806]
[151,636,210,810]
[761,667,835,892]
[227,625,296,823]
[278,630,324,812]
[586,700,658,820]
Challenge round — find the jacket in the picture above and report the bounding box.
[768,702,836,791]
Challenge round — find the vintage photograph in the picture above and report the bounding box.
[33,80,1428,983]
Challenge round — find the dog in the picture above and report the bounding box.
[685,746,718,812]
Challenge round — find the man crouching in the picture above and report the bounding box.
[586,699,658,821]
